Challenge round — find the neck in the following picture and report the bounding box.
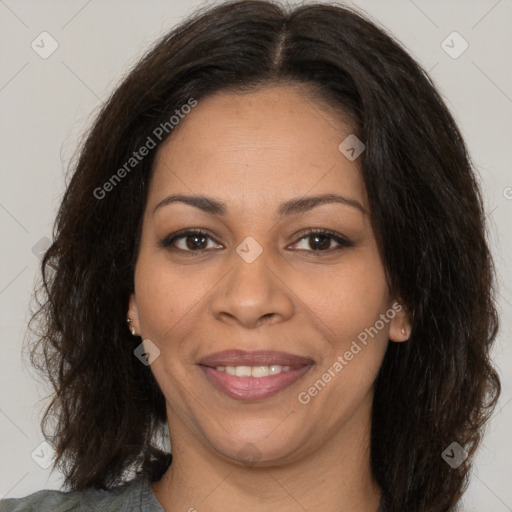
[151,397,381,512]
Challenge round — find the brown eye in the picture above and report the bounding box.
[182,233,208,250]
[161,229,223,252]
[307,233,332,251]
[290,229,353,253]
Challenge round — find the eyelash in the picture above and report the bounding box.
[160,228,353,256]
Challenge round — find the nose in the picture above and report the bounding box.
[210,247,295,329]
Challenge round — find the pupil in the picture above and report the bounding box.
[187,234,207,250]
[311,234,329,250]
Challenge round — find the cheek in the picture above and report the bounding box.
[295,260,390,422]
[133,250,206,343]
[293,251,390,347]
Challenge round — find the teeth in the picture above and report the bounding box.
[252,365,269,378]
[215,365,292,377]
[235,366,252,377]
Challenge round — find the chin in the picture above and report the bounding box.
[205,423,311,467]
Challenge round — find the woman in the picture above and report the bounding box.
[0,1,500,511]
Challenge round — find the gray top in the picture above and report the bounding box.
[0,474,164,512]
[0,474,386,511]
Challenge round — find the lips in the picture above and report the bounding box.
[198,349,314,401]
[198,349,315,368]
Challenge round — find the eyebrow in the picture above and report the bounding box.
[152,193,367,217]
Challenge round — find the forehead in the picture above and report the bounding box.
[148,85,367,213]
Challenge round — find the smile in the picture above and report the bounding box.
[199,363,312,401]
[197,349,315,401]
[214,364,292,377]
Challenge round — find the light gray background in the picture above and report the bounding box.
[1,0,511,509]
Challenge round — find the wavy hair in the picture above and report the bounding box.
[26,1,500,510]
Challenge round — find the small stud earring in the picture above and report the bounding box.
[401,328,407,335]
[127,317,136,336]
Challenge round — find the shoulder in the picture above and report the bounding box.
[0,486,85,512]
[0,474,153,512]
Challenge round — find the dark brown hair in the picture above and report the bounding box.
[26,1,500,510]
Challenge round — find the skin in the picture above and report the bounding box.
[128,84,410,512]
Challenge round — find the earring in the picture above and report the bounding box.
[401,328,407,335]
[126,317,136,336]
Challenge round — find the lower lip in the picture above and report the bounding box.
[199,365,312,401]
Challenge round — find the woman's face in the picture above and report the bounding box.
[129,84,409,466]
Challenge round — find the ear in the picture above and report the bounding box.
[387,299,411,343]
[127,292,140,337]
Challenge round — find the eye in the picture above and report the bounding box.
[160,228,353,256]
[160,229,223,252]
[289,229,353,254]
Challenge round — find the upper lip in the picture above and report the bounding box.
[198,350,315,368]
